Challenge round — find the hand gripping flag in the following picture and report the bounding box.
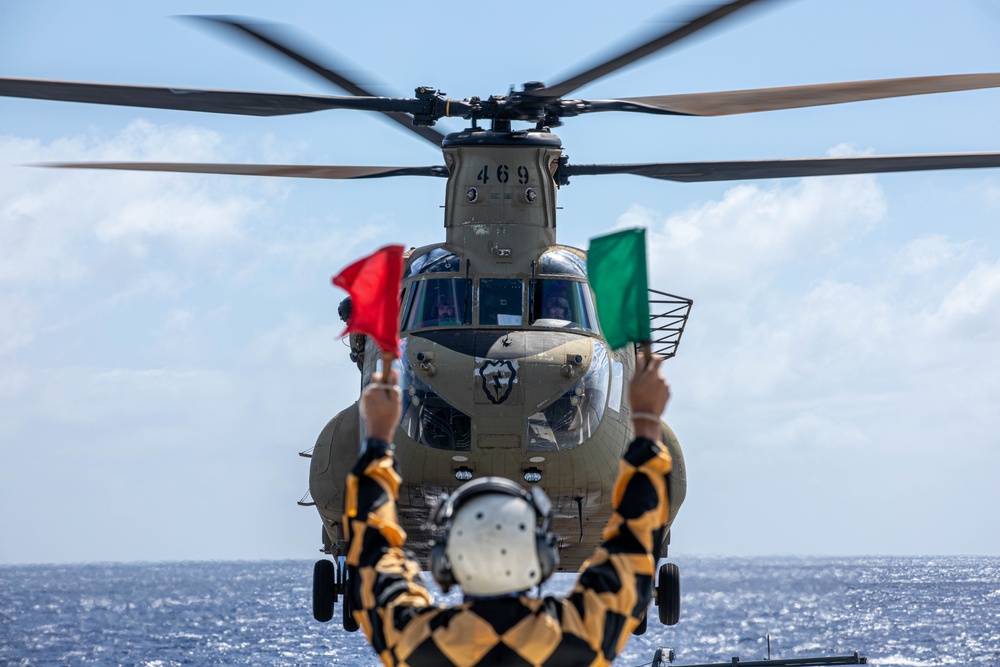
[332,245,405,358]
[587,228,651,351]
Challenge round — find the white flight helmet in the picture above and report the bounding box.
[428,477,559,596]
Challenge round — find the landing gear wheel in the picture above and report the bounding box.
[312,559,336,623]
[632,607,648,635]
[340,559,360,633]
[657,562,680,626]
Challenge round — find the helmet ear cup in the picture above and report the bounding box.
[429,538,456,591]
[535,529,559,583]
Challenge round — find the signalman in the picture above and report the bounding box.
[343,353,673,666]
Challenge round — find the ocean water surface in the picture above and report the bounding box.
[1,556,997,666]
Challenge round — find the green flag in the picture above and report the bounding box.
[587,228,651,350]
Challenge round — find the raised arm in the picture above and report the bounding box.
[561,353,673,660]
[342,370,435,655]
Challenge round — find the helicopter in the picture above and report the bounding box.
[4,0,1000,636]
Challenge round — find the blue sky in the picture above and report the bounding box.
[2,0,999,564]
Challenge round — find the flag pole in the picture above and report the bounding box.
[640,341,652,370]
[379,352,396,385]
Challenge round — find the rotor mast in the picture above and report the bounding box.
[441,129,563,274]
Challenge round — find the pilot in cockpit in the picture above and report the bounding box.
[544,296,571,321]
[432,294,461,326]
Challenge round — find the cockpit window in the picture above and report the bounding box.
[402,278,471,330]
[405,248,463,277]
[478,279,523,326]
[539,249,587,277]
[529,279,600,333]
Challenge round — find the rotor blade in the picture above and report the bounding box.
[0,76,424,116]
[612,73,1000,116]
[529,0,776,101]
[35,161,449,180]
[562,153,1000,182]
[187,15,447,146]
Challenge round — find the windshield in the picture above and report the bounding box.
[479,278,523,326]
[530,279,600,333]
[403,278,471,329]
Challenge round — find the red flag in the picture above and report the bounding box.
[332,244,404,357]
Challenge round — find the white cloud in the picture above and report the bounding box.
[0,120,266,285]
[933,260,1000,335]
[657,174,1000,553]
[979,179,1000,209]
[632,173,886,298]
[0,293,39,358]
[893,234,972,276]
[644,172,1000,471]
[250,312,344,368]
[93,187,253,255]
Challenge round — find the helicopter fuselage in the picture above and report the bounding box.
[306,129,686,569]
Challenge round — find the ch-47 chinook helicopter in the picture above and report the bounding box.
[5,0,1000,635]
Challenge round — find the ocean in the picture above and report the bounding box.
[1,556,997,666]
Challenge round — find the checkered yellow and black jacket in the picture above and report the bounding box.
[343,436,671,666]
